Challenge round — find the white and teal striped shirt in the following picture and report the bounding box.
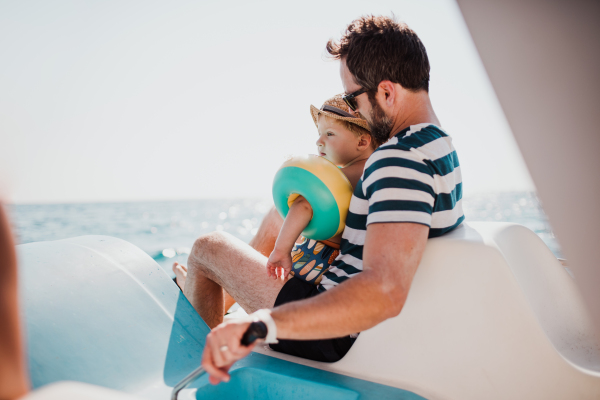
[318,123,464,292]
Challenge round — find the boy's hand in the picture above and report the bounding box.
[266,248,292,280]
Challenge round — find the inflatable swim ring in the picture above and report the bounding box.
[272,155,353,241]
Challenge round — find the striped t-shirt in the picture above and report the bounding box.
[318,123,464,291]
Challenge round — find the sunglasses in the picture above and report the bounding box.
[342,87,368,111]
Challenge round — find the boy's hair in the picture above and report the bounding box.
[326,15,430,93]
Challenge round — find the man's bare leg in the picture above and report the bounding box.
[247,206,283,257]
[183,231,288,328]
[173,263,238,313]
[173,206,283,290]
[175,206,284,325]
[175,262,237,319]
[223,206,283,312]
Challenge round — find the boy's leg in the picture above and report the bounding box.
[184,231,288,329]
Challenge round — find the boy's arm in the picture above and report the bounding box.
[266,196,312,279]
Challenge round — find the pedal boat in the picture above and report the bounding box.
[17,221,600,399]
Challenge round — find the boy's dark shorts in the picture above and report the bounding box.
[269,277,356,363]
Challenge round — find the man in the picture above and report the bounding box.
[181,15,464,384]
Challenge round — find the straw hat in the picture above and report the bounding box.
[310,94,370,132]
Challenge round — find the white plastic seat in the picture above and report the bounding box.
[254,222,600,399]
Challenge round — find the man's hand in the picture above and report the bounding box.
[266,248,292,280]
[201,319,257,385]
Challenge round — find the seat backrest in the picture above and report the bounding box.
[329,222,600,400]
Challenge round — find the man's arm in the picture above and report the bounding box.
[272,222,429,339]
[201,222,429,384]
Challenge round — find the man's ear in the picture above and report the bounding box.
[377,80,396,107]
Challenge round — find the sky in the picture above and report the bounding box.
[0,0,534,204]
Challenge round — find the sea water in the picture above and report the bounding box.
[8,191,562,278]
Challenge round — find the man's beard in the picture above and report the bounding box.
[365,97,394,147]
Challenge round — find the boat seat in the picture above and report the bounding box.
[251,222,600,399]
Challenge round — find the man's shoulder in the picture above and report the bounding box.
[383,124,448,151]
[364,124,447,173]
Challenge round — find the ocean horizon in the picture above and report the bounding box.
[8,191,561,278]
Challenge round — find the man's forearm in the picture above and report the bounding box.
[269,222,429,340]
[271,270,404,340]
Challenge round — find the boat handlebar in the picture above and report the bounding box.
[170,321,268,400]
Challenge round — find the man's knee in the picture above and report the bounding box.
[190,231,233,267]
[264,207,283,231]
[249,207,282,256]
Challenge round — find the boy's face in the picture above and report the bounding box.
[315,116,361,167]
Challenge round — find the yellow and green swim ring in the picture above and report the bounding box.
[272,155,353,241]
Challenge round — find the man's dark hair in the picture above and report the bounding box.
[326,15,430,93]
